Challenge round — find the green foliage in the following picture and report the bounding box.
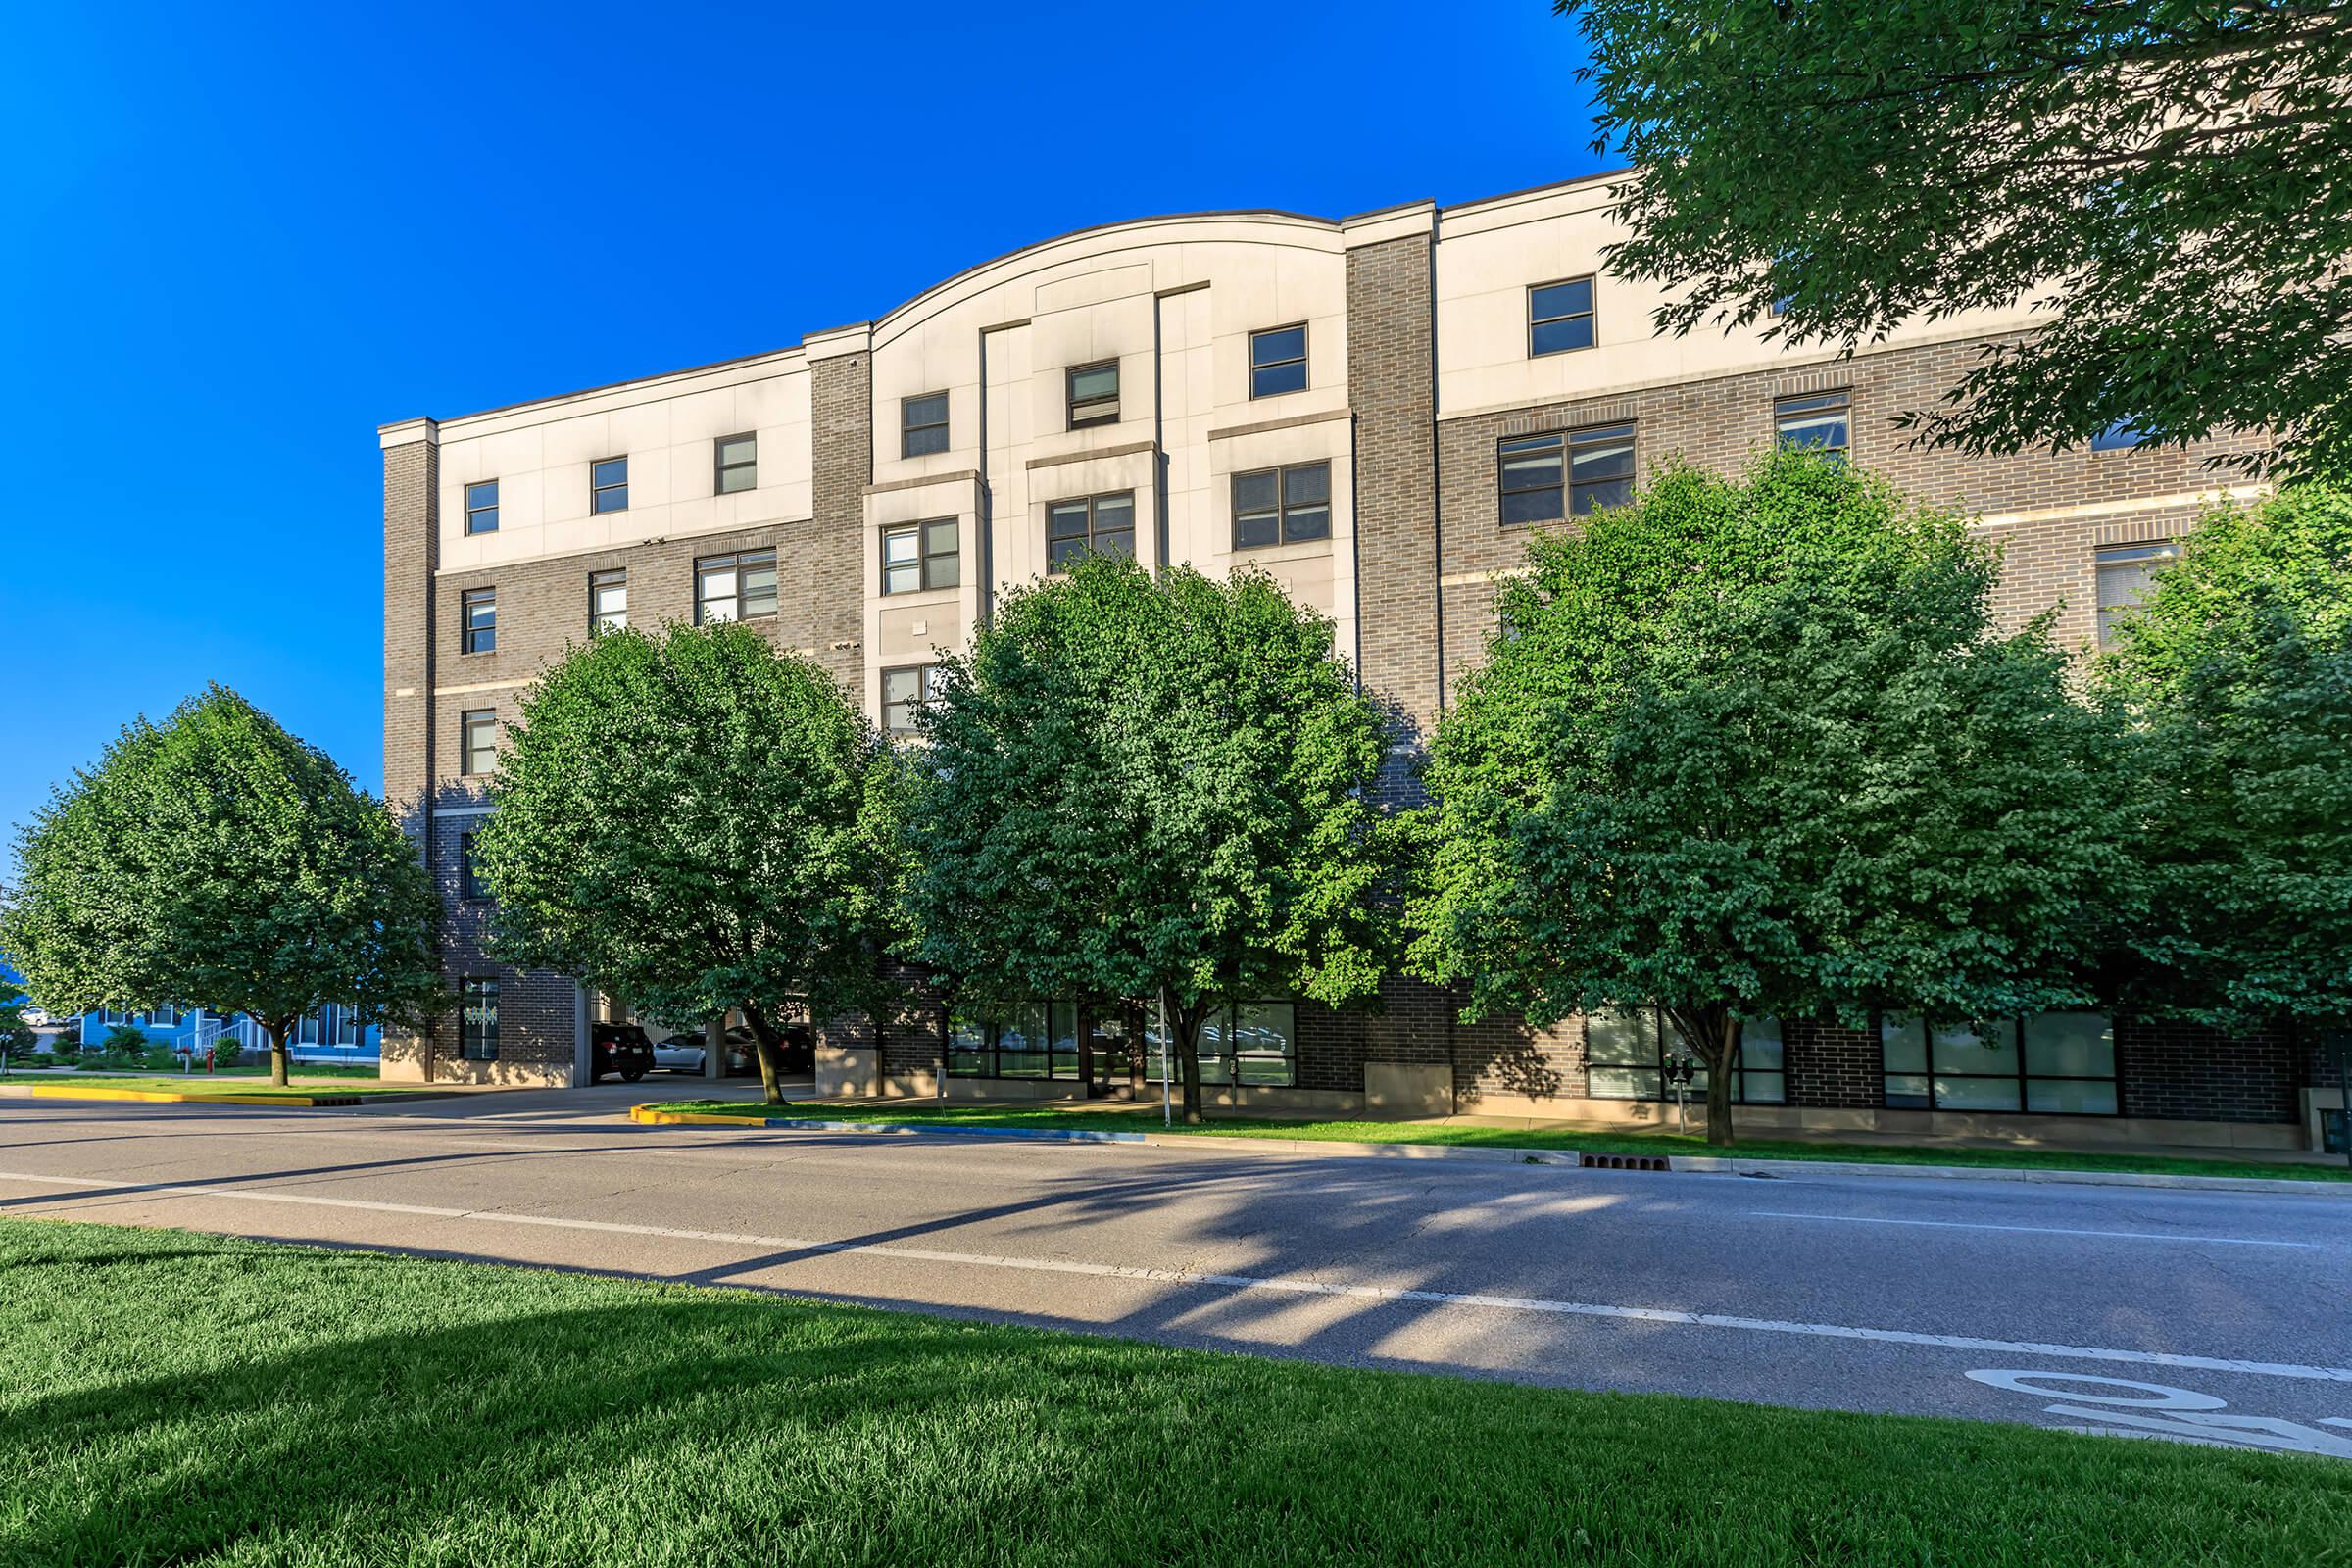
[906,556,1396,1121]
[0,685,443,1087]
[91,1025,149,1069]
[0,1002,32,1059]
[1559,0,2352,478]
[474,620,906,1102]
[2101,485,2352,1030]
[47,1035,77,1065]
[209,1036,243,1070]
[1411,450,2132,1141]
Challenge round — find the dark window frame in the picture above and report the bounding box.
[1528,275,1597,358]
[2093,540,2180,648]
[459,830,490,902]
[1584,1006,1785,1105]
[694,548,779,624]
[902,392,951,458]
[1497,423,1636,527]
[1230,462,1332,549]
[464,479,500,535]
[1045,491,1137,573]
[1880,1012,2121,1116]
[714,432,757,494]
[880,663,942,736]
[459,977,500,1062]
[1248,324,1308,399]
[880,517,961,596]
[1774,389,1851,462]
[1066,360,1120,430]
[589,568,628,637]
[460,710,498,777]
[591,456,629,514]
[460,587,497,656]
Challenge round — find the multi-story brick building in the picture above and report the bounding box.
[380,173,2336,1152]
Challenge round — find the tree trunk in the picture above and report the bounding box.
[739,1003,789,1105]
[267,1016,293,1088]
[1162,990,1208,1126]
[1662,1004,1738,1148]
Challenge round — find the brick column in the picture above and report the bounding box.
[379,418,438,1082]
[805,326,873,695]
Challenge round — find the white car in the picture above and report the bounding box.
[652,1033,706,1073]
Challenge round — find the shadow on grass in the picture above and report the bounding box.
[1,1221,2343,1568]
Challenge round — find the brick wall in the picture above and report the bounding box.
[1346,232,1441,753]
[380,433,436,1078]
[1783,1018,1882,1109]
[808,351,873,693]
[2118,1016,2300,1124]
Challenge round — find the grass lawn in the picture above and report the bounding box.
[652,1098,2352,1183]
[0,1218,2341,1566]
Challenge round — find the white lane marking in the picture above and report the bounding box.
[4,1166,2348,1385]
[1967,1371,2352,1459]
[1750,1210,2321,1250]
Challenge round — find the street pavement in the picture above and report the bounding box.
[2,1089,2348,1458]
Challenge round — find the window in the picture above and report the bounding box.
[881,518,960,595]
[103,1009,125,1027]
[714,433,757,494]
[591,456,628,514]
[460,978,499,1061]
[1775,390,1849,462]
[1146,1001,1298,1089]
[461,587,496,655]
[950,1003,1051,1078]
[1249,325,1307,398]
[151,1004,178,1028]
[902,392,950,457]
[465,480,499,535]
[1231,463,1331,549]
[298,1012,322,1047]
[1585,1007,1785,1104]
[1529,277,1595,357]
[2091,419,2145,452]
[696,549,778,623]
[460,710,498,776]
[1046,492,1136,572]
[1067,361,1120,429]
[2094,541,2179,647]
[460,830,490,901]
[1498,424,1635,525]
[1882,1012,2118,1114]
[589,569,628,636]
[334,1004,360,1047]
[881,664,941,735]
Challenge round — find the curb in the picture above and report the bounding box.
[0,1085,446,1109]
[626,1103,2346,1193]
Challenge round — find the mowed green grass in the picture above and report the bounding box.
[657,1098,2352,1182]
[1,1219,2339,1566]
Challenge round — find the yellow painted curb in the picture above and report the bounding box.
[4,1085,354,1107]
[629,1105,750,1127]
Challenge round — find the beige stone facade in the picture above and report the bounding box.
[379,173,2314,1145]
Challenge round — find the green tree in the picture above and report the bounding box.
[0,687,442,1087]
[2101,484,2352,1031]
[473,621,906,1104]
[0,1001,33,1063]
[906,557,1396,1124]
[1558,0,2352,478]
[1411,451,2133,1144]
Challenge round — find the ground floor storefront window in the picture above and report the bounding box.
[1585,1007,1785,1103]
[1881,1013,2117,1114]
[459,979,499,1062]
[948,1000,1295,1089]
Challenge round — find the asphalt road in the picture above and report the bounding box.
[3,1089,2348,1458]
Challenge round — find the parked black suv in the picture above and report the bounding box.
[590,1022,656,1083]
[721,1024,814,1077]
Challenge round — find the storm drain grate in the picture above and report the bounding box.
[1581,1152,1671,1171]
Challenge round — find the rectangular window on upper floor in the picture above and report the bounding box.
[461,587,496,655]
[1775,390,1850,462]
[1249,325,1307,399]
[714,433,757,494]
[460,830,490,902]
[881,518,960,595]
[902,392,950,458]
[1529,277,1596,357]
[589,569,628,636]
[695,549,777,624]
[1498,424,1635,526]
[465,480,499,535]
[881,663,943,736]
[2091,418,2146,452]
[461,710,499,776]
[1231,463,1331,549]
[1067,361,1120,429]
[1046,492,1136,572]
[2095,540,2180,647]
[591,456,629,514]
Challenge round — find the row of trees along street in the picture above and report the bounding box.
[2,456,2344,1138]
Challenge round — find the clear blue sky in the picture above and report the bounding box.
[0,1,1601,842]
